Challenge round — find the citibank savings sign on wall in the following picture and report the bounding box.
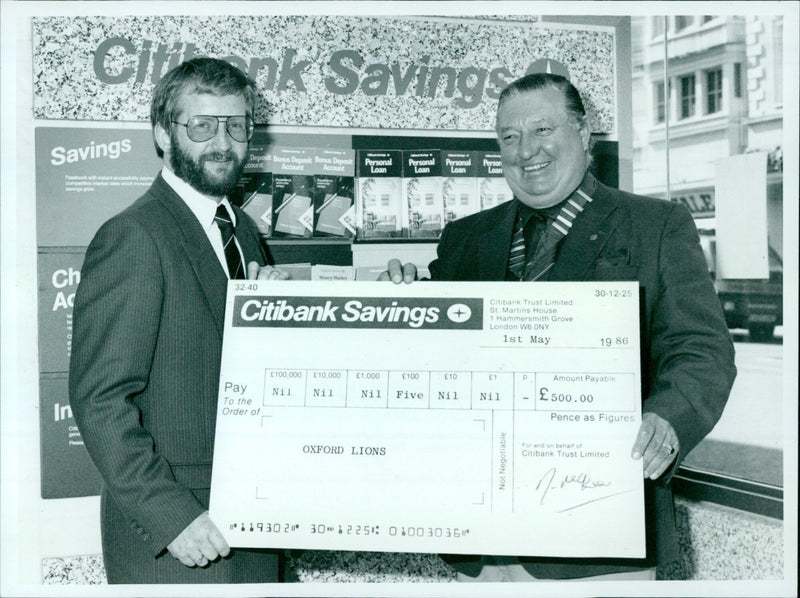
[33,16,615,133]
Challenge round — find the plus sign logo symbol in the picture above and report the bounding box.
[446,303,472,324]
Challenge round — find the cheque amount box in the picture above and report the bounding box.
[347,370,389,408]
[535,372,635,412]
[307,370,348,407]
[387,371,430,408]
[263,369,306,407]
[471,372,514,409]
[429,371,471,409]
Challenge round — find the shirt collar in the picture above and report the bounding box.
[515,170,597,226]
[161,166,237,232]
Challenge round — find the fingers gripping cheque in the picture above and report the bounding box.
[209,280,646,559]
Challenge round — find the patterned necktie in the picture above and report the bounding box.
[507,210,547,279]
[214,204,244,280]
[521,187,594,281]
[507,214,528,278]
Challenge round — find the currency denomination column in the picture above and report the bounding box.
[387,370,430,408]
[471,372,514,513]
[346,369,389,408]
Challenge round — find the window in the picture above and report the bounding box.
[675,15,693,32]
[679,74,696,119]
[706,68,723,114]
[654,81,666,123]
[652,16,664,38]
[734,62,742,98]
[702,16,716,24]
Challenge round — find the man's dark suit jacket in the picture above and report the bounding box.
[431,174,736,579]
[69,174,280,584]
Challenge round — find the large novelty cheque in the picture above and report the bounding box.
[209,281,645,558]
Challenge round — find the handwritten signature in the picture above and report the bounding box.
[535,467,630,512]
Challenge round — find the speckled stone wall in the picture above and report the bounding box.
[32,16,615,133]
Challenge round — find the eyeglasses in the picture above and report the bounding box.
[170,115,254,143]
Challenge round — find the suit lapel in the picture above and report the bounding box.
[551,182,621,281]
[477,200,518,280]
[153,175,228,338]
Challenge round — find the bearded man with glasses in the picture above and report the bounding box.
[69,57,287,584]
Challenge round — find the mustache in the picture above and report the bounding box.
[200,150,238,162]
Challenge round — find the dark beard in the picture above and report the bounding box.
[170,134,246,197]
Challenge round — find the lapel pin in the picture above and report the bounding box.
[589,234,598,241]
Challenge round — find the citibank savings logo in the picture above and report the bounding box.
[233,296,483,330]
[92,38,569,109]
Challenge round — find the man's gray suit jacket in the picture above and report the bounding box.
[70,174,280,583]
[431,175,737,578]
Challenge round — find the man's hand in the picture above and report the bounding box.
[631,412,680,480]
[377,259,417,284]
[247,261,291,281]
[166,511,230,568]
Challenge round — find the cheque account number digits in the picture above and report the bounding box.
[308,523,471,539]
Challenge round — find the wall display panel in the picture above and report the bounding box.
[39,376,102,499]
[37,251,85,374]
[32,16,616,134]
[35,127,161,247]
[37,253,105,499]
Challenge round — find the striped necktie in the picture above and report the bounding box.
[214,204,244,280]
[507,214,528,278]
[507,210,547,279]
[522,187,594,281]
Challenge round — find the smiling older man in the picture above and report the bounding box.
[383,73,736,581]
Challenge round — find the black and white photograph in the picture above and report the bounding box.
[1,1,797,597]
